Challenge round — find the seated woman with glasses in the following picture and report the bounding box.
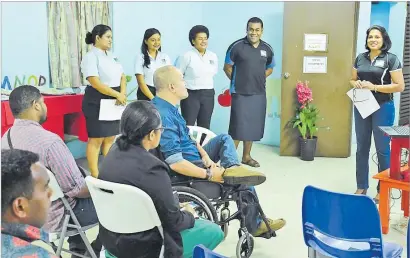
[98,100,224,258]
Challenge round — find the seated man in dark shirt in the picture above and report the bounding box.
[99,101,224,258]
[152,65,286,237]
[1,149,57,258]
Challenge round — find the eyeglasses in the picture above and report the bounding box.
[155,127,165,133]
[352,88,369,103]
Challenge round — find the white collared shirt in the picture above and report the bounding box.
[175,48,218,90]
[134,51,171,86]
[80,46,124,88]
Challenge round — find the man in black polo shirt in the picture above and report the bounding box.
[223,17,275,167]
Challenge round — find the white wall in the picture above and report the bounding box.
[1,2,49,89]
[112,2,284,146]
[389,2,406,125]
[351,2,372,144]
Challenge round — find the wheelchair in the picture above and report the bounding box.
[172,179,277,258]
[150,125,277,258]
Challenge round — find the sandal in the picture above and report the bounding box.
[354,189,367,195]
[241,158,260,168]
[373,194,380,204]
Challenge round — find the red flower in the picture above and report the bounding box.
[296,81,313,106]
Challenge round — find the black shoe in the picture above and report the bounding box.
[354,189,367,195]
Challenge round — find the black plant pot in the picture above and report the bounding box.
[299,136,318,161]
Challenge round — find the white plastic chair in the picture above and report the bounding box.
[85,176,164,257]
[46,170,98,258]
[187,126,217,146]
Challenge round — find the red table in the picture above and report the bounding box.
[389,136,410,180]
[1,94,88,142]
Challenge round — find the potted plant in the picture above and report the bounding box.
[289,81,319,161]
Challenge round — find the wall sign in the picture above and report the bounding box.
[303,56,327,74]
[304,34,328,52]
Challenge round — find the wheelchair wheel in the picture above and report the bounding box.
[174,186,218,222]
[236,233,254,258]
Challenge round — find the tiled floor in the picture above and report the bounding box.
[37,143,408,258]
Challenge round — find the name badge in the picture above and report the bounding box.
[260,50,267,57]
[374,60,385,68]
[209,60,215,65]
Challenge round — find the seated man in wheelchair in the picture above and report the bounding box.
[152,65,286,237]
[99,101,224,258]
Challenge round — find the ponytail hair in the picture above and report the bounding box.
[141,28,162,68]
[116,101,162,151]
[85,24,111,45]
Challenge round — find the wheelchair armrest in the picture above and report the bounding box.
[172,179,225,200]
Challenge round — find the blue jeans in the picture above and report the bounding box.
[354,100,395,191]
[202,134,263,227]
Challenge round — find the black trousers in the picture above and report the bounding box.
[180,89,215,129]
[68,198,102,255]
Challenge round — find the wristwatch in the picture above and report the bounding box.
[205,168,213,181]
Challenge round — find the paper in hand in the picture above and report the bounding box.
[347,88,380,119]
[99,99,126,121]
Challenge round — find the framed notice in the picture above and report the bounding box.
[303,56,327,74]
[304,34,328,52]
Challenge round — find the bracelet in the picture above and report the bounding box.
[205,168,213,181]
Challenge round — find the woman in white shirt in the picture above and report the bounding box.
[135,28,171,100]
[175,25,218,130]
[81,24,127,177]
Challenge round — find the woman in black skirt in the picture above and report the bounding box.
[134,28,171,100]
[80,24,127,177]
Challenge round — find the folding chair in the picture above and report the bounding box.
[188,126,217,146]
[302,185,403,258]
[85,176,164,258]
[46,170,98,258]
[193,244,227,258]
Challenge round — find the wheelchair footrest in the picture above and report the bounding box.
[255,230,276,239]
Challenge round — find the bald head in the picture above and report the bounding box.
[153,65,181,92]
[153,65,188,103]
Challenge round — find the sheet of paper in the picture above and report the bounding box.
[99,99,126,121]
[304,34,328,51]
[303,56,327,73]
[346,88,380,119]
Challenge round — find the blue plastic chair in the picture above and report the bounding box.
[302,185,403,258]
[193,245,227,258]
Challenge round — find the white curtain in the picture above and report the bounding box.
[48,2,111,88]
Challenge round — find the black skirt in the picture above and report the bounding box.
[82,86,121,138]
[228,93,266,141]
[137,85,156,101]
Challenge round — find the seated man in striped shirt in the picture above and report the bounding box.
[1,85,101,258]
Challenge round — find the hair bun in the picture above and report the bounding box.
[85,32,93,45]
[116,135,130,151]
